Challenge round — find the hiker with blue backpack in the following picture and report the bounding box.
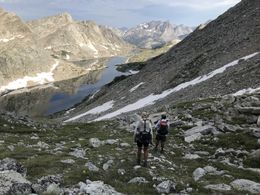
[134,112,153,167]
[154,114,169,153]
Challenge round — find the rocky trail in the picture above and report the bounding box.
[0,90,260,194]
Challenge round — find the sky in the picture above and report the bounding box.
[0,0,241,28]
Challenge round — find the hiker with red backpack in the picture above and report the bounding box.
[134,112,153,167]
[154,114,169,153]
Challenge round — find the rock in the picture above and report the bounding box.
[193,168,206,181]
[257,116,260,127]
[118,169,126,175]
[252,128,260,138]
[103,160,113,171]
[86,162,99,172]
[203,166,217,173]
[105,139,118,145]
[250,149,260,159]
[0,170,32,195]
[230,179,260,194]
[184,133,202,143]
[61,159,75,164]
[183,154,201,159]
[134,165,141,170]
[69,148,86,158]
[46,183,61,194]
[33,175,62,194]
[185,125,219,136]
[79,180,123,195]
[237,106,260,115]
[221,95,236,105]
[156,180,175,193]
[37,141,49,149]
[204,184,231,191]
[120,143,131,147]
[257,139,260,145]
[128,177,149,184]
[0,158,26,176]
[89,138,103,148]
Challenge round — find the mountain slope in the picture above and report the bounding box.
[28,14,133,60]
[64,0,260,122]
[0,9,89,94]
[123,21,193,49]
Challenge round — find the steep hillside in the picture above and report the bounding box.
[28,14,133,60]
[123,21,193,49]
[0,9,90,95]
[64,0,260,123]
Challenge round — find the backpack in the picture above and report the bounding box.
[158,120,168,135]
[137,120,151,144]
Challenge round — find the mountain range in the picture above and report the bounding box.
[0,9,132,94]
[122,21,193,49]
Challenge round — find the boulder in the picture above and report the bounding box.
[105,139,118,145]
[0,158,26,176]
[69,148,86,158]
[184,133,202,143]
[185,125,219,137]
[0,170,32,195]
[193,168,206,181]
[32,174,62,194]
[89,138,103,148]
[230,179,260,194]
[61,159,75,164]
[156,180,175,194]
[183,154,201,159]
[237,107,260,115]
[79,180,123,195]
[86,162,99,172]
[46,183,61,194]
[128,177,149,184]
[250,149,260,159]
[204,184,231,191]
[103,160,113,171]
[257,116,260,127]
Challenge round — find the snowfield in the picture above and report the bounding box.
[64,100,115,122]
[0,60,59,93]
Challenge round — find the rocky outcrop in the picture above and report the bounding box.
[28,14,133,60]
[230,179,260,194]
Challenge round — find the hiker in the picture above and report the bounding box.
[154,114,169,153]
[134,112,153,167]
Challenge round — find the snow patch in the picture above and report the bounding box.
[130,82,144,92]
[0,60,59,92]
[94,52,259,121]
[233,87,260,96]
[129,70,139,74]
[64,100,114,122]
[0,35,24,43]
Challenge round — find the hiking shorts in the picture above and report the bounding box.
[156,134,166,142]
[137,140,149,148]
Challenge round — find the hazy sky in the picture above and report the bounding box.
[0,0,240,28]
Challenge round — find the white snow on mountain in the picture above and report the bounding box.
[64,100,114,122]
[0,60,59,92]
[233,86,260,96]
[129,82,144,92]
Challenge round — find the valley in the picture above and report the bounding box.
[0,0,260,194]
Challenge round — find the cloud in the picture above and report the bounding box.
[146,0,240,10]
